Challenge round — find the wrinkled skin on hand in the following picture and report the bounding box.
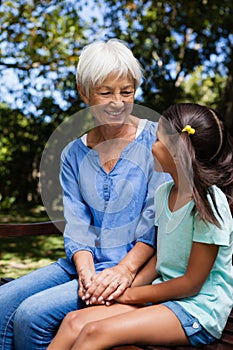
[78,268,96,300]
[81,264,135,306]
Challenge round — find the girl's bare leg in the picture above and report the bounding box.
[71,304,190,350]
[47,303,137,350]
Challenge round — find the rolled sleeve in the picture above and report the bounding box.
[60,144,96,262]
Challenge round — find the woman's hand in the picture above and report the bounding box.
[82,264,135,305]
[82,243,155,306]
[73,250,96,300]
[78,267,96,300]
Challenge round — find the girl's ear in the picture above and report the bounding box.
[77,84,89,105]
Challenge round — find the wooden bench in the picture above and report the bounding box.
[0,221,232,350]
[0,220,65,238]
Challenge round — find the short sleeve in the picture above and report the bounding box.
[193,186,233,246]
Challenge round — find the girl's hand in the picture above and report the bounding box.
[114,287,146,307]
[114,288,129,304]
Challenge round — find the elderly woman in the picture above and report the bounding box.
[0,39,165,350]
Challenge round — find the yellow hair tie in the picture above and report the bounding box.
[181,125,195,135]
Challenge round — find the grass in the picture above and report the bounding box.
[0,235,65,278]
[0,207,65,278]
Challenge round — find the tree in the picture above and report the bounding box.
[0,0,96,211]
[0,0,232,212]
[101,0,233,131]
[0,0,92,115]
[0,103,38,209]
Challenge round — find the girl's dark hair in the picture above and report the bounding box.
[162,103,233,226]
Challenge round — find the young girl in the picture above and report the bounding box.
[47,103,233,350]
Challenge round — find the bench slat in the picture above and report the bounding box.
[0,220,65,238]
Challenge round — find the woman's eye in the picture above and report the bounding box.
[121,91,133,96]
[100,92,111,96]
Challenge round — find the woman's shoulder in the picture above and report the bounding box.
[135,119,158,142]
[61,137,86,161]
[143,119,158,131]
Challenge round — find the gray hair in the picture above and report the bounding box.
[76,39,143,97]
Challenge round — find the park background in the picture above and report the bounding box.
[0,0,232,277]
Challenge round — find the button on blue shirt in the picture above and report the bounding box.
[58,120,167,274]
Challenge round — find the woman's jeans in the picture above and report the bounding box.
[0,262,81,350]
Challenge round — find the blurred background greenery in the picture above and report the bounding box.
[0,210,64,277]
[0,0,232,277]
[0,234,64,278]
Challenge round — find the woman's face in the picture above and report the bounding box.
[79,73,135,126]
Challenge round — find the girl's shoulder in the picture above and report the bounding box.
[208,185,232,219]
[154,181,173,209]
[156,180,173,194]
[194,185,233,246]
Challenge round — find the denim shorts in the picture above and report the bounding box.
[163,301,216,346]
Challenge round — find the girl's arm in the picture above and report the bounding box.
[115,242,219,304]
[131,253,158,287]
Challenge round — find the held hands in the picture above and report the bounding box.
[78,267,96,300]
[81,264,135,306]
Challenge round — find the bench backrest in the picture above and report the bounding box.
[0,220,65,238]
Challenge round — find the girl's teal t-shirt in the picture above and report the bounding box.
[153,181,233,339]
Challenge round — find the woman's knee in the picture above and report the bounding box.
[14,297,38,330]
[14,294,50,333]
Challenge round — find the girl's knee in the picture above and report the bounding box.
[81,321,105,340]
[63,311,84,334]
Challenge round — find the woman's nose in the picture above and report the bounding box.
[110,93,124,104]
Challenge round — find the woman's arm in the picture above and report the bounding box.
[85,171,160,304]
[73,250,96,299]
[116,242,219,304]
[60,146,97,263]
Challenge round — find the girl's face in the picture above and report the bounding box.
[78,74,135,126]
[152,120,176,174]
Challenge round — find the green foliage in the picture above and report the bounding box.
[180,66,226,107]
[0,0,87,113]
[101,0,232,112]
[0,102,58,210]
[0,0,233,215]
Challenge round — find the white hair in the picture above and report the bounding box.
[76,39,143,97]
